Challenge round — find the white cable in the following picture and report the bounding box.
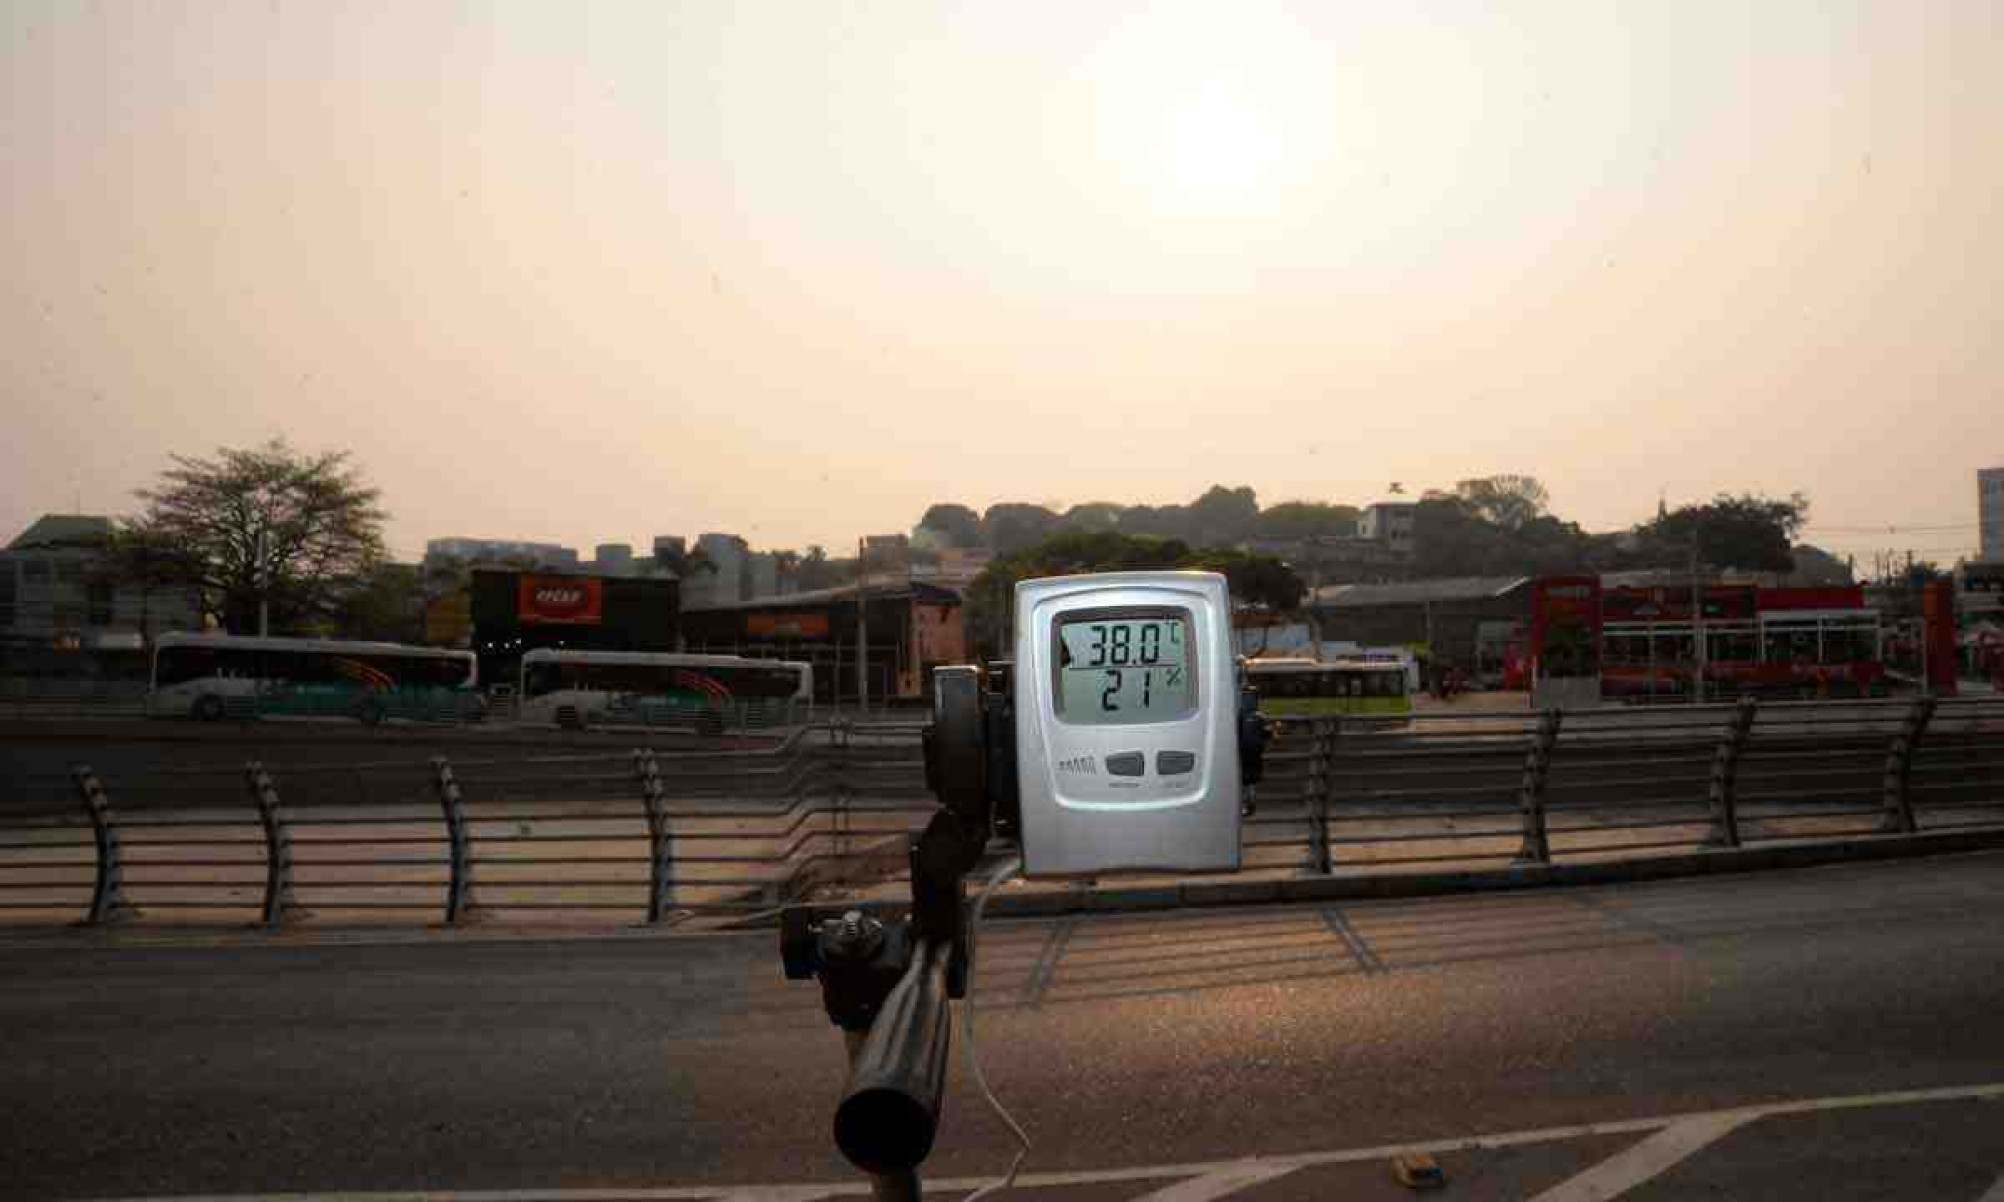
[958,854,1028,1202]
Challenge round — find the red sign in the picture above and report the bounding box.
[747,612,830,639]
[517,575,604,625]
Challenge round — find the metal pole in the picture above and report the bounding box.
[246,761,294,928]
[434,757,472,923]
[74,765,131,925]
[635,750,672,923]
[1514,709,1561,864]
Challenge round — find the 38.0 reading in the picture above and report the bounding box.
[1081,621,1180,668]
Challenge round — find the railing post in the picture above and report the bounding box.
[1514,709,1562,865]
[73,764,132,925]
[1706,696,1758,848]
[1305,718,1335,875]
[245,761,294,928]
[634,749,674,923]
[1880,695,1935,835]
[433,756,472,923]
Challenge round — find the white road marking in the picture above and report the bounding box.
[1976,1172,2004,1202]
[88,1080,2004,1202]
[1528,1112,1752,1202]
[1125,1160,1300,1201]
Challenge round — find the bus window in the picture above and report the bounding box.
[1708,629,1758,663]
[1764,626,1818,663]
[1821,621,1878,663]
[1604,633,1649,666]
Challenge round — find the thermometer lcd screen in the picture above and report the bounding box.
[1054,611,1196,725]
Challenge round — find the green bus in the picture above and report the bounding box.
[150,633,483,723]
[1245,657,1414,717]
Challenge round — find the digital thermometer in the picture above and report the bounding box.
[1012,571,1242,877]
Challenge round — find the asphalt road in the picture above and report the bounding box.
[4,851,2004,1200]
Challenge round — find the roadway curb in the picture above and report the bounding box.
[980,828,2004,918]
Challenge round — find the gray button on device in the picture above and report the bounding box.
[1156,750,1196,775]
[1105,752,1145,777]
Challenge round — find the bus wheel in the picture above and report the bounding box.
[193,695,225,722]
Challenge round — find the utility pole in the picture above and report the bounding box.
[854,536,868,714]
[1691,536,1705,705]
[1303,538,1322,661]
[256,525,269,638]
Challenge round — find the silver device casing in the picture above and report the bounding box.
[1013,571,1242,878]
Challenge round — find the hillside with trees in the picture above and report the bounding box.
[920,478,1835,595]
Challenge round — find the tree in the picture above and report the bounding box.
[129,439,387,634]
[1056,502,1127,534]
[1410,490,1591,578]
[1253,501,1361,540]
[332,562,424,643]
[792,544,851,591]
[1641,492,1808,574]
[963,530,1303,657]
[1184,548,1306,613]
[1454,475,1550,532]
[1186,485,1260,546]
[1785,544,1854,586]
[95,520,205,645]
[981,503,1060,554]
[915,503,983,549]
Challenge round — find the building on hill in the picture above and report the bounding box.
[1358,501,1418,557]
[424,537,579,570]
[0,514,204,676]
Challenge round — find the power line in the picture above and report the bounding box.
[1804,522,1978,534]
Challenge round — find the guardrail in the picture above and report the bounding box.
[1,699,1999,928]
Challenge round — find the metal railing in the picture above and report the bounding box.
[1250,694,2004,877]
[0,722,932,926]
[2,698,2000,928]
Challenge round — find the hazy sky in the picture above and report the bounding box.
[5,1,1999,564]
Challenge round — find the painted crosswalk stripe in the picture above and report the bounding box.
[1529,1113,1752,1202]
[1126,1161,1301,1201]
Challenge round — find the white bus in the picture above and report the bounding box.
[516,649,813,733]
[150,633,482,723]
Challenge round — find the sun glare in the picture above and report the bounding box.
[1080,2,1329,227]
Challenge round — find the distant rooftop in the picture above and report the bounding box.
[686,578,962,613]
[1313,576,1529,608]
[8,514,112,551]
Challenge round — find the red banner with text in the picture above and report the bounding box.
[517,575,604,625]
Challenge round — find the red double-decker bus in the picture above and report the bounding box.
[1528,579,1900,702]
[1597,583,1888,701]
